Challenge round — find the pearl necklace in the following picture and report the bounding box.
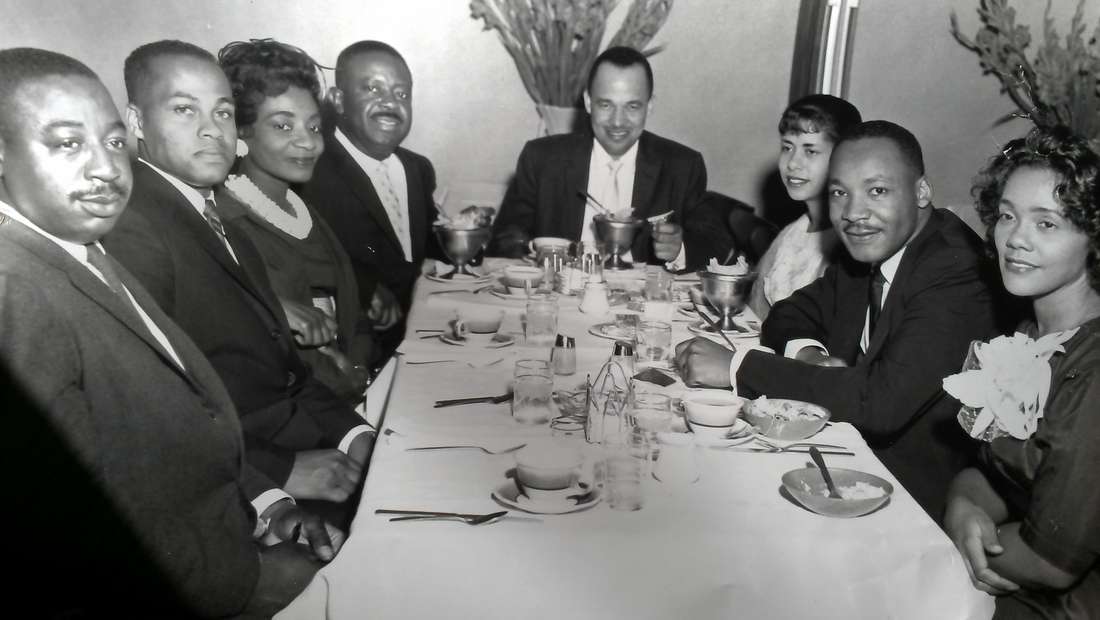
[224,174,314,240]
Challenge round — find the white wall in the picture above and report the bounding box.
[0,0,797,212]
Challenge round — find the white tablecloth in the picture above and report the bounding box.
[279,265,994,620]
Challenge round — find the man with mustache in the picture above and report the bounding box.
[103,40,372,526]
[0,47,336,618]
[489,46,715,269]
[301,40,442,354]
[676,121,1000,519]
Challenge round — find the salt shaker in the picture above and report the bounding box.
[610,340,636,379]
[552,334,576,375]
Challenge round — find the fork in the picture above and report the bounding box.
[405,443,527,455]
[752,437,848,452]
[405,358,504,369]
[376,509,508,525]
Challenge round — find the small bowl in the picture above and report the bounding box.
[781,467,894,518]
[682,390,745,427]
[514,441,583,491]
[742,398,830,441]
[503,265,544,290]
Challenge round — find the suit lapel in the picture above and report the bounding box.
[325,133,404,256]
[0,218,191,380]
[632,133,661,218]
[563,137,593,239]
[398,149,427,262]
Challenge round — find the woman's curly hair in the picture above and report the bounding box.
[972,125,1100,291]
[217,39,322,129]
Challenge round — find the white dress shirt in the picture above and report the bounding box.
[335,128,412,261]
[141,159,240,264]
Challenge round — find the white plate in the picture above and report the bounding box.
[688,419,756,447]
[686,319,760,338]
[588,322,636,341]
[425,270,494,284]
[439,333,515,348]
[677,303,721,321]
[491,480,601,515]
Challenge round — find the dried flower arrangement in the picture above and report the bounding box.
[951,0,1100,150]
[470,0,673,107]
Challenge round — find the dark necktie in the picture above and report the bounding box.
[86,243,145,324]
[868,264,886,335]
[203,197,237,261]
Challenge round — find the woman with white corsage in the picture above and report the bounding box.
[943,126,1100,617]
[217,39,373,402]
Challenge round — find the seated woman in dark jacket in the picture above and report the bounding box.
[217,39,373,402]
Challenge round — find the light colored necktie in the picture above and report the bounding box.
[606,160,623,213]
[375,161,410,260]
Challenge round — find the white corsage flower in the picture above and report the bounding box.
[943,329,1077,441]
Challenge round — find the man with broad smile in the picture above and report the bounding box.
[676,120,1004,519]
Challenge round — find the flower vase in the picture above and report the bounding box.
[537,104,580,136]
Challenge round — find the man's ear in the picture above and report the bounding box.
[583,91,591,115]
[646,95,655,116]
[126,103,144,141]
[916,176,933,208]
[329,87,345,116]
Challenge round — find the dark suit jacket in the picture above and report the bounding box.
[300,132,442,311]
[489,131,713,268]
[0,218,262,617]
[736,208,997,519]
[104,161,364,485]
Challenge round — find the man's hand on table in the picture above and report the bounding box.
[652,222,682,262]
[674,337,734,388]
[280,298,337,347]
[944,497,1020,595]
[369,283,403,330]
[794,346,849,367]
[283,449,363,503]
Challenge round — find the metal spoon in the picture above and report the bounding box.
[809,446,842,499]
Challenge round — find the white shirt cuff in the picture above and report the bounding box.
[728,344,775,395]
[338,424,374,453]
[665,243,687,271]
[784,338,829,359]
[251,489,294,538]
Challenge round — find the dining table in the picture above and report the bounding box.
[277,258,995,620]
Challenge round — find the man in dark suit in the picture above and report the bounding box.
[0,47,336,618]
[490,46,712,269]
[103,40,370,517]
[676,121,999,519]
[301,40,441,353]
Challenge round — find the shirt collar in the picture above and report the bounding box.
[877,245,907,286]
[139,158,213,216]
[334,127,397,169]
[0,198,92,263]
[591,138,639,170]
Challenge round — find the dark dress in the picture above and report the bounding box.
[217,179,372,401]
[980,318,1100,618]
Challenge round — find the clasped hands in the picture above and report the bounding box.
[946,499,1021,595]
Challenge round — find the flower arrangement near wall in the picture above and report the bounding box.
[470,0,673,133]
[951,0,1100,150]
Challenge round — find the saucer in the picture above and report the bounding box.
[425,270,494,284]
[686,319,760,338]
[439,333,515,348]
[491,480,601,515]
[489,287,534,300]
[688,418,755,446]
[677,303,722,321]
[588,322,636,341]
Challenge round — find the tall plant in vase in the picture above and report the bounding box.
[470,0,674,135]
[951,0,1100,151]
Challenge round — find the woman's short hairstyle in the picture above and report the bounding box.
[973,125,1100,291]
[777,94,862,144]
[217,39,322,129]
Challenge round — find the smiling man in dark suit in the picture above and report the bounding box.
[0,47,337,618]
[103,40,371,524]
[490,46,713,269]
[676,121,1000,519]
[301,40,442,354]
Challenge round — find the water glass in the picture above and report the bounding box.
[652,432,701,485]
[630,393,673,432]
[604,446,644,511]
[644,268,674,321]
[525,293,559,350]
[635,320,672,364]
[512,359,554,425]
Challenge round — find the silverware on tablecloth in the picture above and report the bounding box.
[376,509,508,525]
[405,358,504,368]
[692,301,740,349]
[752,438,848,452]
[434,393,513,408]
[406,443,527,455]
[725,446,855,456]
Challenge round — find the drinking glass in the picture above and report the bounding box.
[524,293,559,350]
[635,320,672,364]
[643,268,674,321]
[512,359,554,425]
[604,445,645,511]
[652,432,701,485]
